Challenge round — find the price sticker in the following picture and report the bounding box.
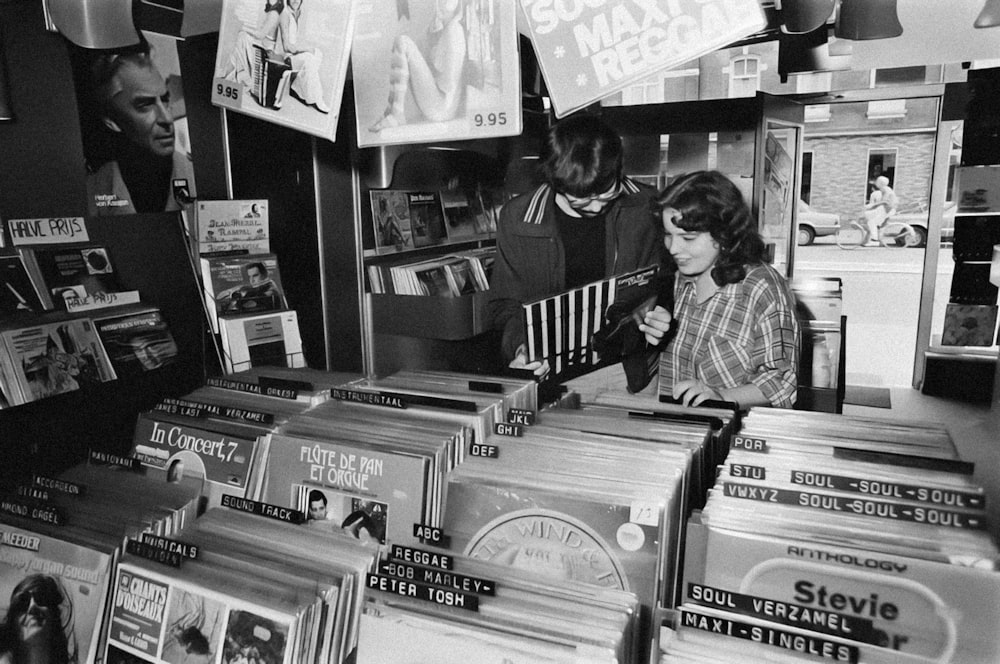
[629,501,659,527]
[472,111,508,129]
[212,78,242,107]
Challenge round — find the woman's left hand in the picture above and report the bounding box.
[672,379,721,407]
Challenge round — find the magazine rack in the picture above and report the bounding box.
[0,212,207,476]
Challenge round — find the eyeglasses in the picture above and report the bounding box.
[562,181,621,209]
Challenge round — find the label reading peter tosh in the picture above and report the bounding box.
[464,509,629,590]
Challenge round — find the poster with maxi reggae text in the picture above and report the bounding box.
[518,0,767,117]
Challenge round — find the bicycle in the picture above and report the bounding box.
[835,211,920,250]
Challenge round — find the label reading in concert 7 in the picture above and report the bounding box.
[366,573,479,611]
[379,560,496,596]
[507,408,535,425]
[220,495,304,524]
[680,609,858,663]
[389,544,453,570]
[493,422,522,437]
[732,435,768,452]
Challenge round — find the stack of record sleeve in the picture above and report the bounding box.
[665,407,1000,664]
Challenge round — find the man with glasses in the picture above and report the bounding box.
[488,114,663,379]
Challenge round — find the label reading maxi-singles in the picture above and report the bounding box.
[686,583,875,643]
[788,470,985,509]
[367,573,479,611]
[680,609,858,663]
[721,482,986,530]
[379,559,496,596]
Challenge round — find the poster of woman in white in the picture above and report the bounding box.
[353,0,521,148]
[212,0,356,141]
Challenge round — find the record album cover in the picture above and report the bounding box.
[212,0,356,142]
[353,0,522,147]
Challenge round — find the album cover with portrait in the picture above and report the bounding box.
[0,525,115,664]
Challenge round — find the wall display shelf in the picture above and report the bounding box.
[0,212,208,475]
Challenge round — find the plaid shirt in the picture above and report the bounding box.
[658,263,800,407]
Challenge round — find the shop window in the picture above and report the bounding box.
[866,99,907,119]
[728,54,761,98]
[804,104,832,122]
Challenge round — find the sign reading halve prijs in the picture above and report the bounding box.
[519,0,767,117]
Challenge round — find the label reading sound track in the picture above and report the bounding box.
[680,609,858,663]
[220,495,304,524]
[367,573,479,611]
[379,560,496,596]
[686,583,876,642]
[721,482,986,529]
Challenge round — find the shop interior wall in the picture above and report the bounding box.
[0,5,362,474]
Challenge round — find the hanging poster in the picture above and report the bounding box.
[212,0,356,142]
[70,32,197,217]
[352,0,522,148]
[518,0,766,117]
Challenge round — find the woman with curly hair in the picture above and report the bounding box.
[638,170,800,409]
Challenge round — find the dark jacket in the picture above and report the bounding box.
[487,178,663,362]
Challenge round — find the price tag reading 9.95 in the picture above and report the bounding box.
[473,111,507,128]
[212,78,242,106]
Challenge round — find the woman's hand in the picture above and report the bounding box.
[638,305,672,346]
[673,379,721,407]
[509,344,550,379]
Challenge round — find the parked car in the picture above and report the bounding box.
[891,202,957,247]
[796,200,840,246]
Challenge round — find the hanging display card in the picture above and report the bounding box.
[518,0,766,117]
[212,0,356,142]
[353,0,522,147]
